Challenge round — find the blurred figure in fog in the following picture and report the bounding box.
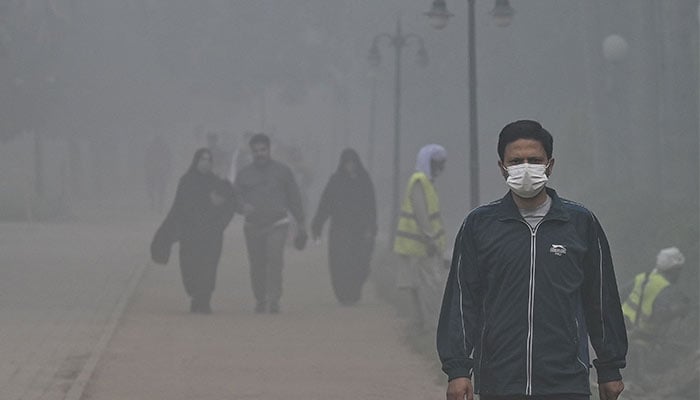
[234,133,307,314]
[228,131,255,181]
[312,149,377,306]
[144,135,172,212]
[206,132,232,178]
[393,144,448,332]
[622,246,689,379]
[622,247,688,338]
[156,148,236,314]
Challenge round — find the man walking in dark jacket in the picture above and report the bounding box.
[437,120,627,400]
[234,133,307,314]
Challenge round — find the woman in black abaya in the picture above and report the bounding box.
[159,148,235,313]
[311,149,377,305]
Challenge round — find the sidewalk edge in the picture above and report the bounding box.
[64,260,149,400]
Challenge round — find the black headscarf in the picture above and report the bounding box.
[186,148,213,176]
[151,148,235,263]
[312,148,376,235]
[336,148,368,178]
[173,148,230,237]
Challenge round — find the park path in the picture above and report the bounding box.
[82,221,444,400]
[0,220,150,400]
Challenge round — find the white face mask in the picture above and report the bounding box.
[504,163,549,198]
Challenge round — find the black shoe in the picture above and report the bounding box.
[190,299,199,313]
[269,303,280,314]
[200,302,212,314]
[255,302,267,314]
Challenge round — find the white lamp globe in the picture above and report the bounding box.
[602,34,629,62]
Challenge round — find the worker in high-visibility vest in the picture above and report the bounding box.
[393,144,448,333]
[622,247,688,341]
[621,246,688,380]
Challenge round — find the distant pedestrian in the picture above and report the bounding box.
[229,131,255,181]
[393,144,448,333]
[152,148,236,314]
[144,135,172,212]
[207,132,233,179]
[312,149,377,306]
[234,133,307,314]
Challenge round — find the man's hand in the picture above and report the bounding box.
[598,380,624,400]
[446,377,473,400]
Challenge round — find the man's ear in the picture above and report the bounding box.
[546,158,555,176]
[498,160,508,179]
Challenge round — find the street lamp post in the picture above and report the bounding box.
[369,15,428,239]
[367,70,378,174]
[425,0,514,209]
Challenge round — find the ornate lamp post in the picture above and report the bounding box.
[369,15,428,238]
[425,0,514,208]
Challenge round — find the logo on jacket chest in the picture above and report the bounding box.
[549,244,567,256]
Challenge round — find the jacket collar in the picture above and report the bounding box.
[497,187,570,222]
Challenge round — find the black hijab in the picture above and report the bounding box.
[151,149,216,262]
[320,148,376,232]
[174,148,224,231]
[336,148,369,179]
[186,148,213,176]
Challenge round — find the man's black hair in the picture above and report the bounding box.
[249,132,270,148]
[497,120,553,161]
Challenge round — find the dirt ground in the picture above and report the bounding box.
[82,221,445,400]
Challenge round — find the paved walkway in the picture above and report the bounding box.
[0,221,150,400]
[83,222,444,400]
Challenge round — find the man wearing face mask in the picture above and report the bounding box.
[437,120,627,400]
[394,144,448,333]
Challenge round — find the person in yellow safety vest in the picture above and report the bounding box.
[393,144,448,333]
[621,246,689,380]
[622,246,688,341]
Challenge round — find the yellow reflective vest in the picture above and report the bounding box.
[621,270,671,333]
[393,172,445,257]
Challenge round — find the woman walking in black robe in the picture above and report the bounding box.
[311,149,377,305]
[154,148,235,313]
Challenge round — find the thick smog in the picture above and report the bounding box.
[0,1,698,400]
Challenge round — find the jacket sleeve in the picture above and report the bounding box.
[437,217,481,381]
[581,213,628,383]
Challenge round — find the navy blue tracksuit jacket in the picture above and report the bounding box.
[437,188,627,396]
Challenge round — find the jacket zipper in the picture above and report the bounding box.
[520,219,542,396]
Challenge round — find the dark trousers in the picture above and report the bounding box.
[481,395,589,400]
[244,223,289,305]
